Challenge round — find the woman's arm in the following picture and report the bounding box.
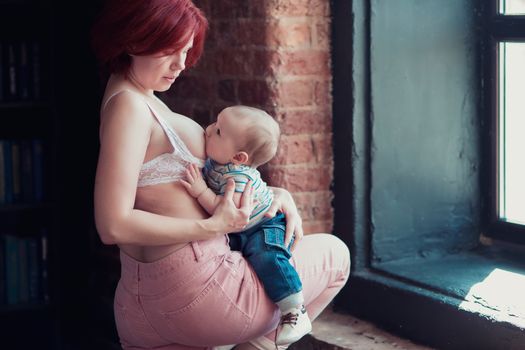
[94,92,252,246]
[264,186,304,251]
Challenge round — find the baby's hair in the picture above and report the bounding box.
[227,106,280,168]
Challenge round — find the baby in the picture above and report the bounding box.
[181,105,312,345]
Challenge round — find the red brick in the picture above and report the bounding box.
[192,107,213,127]
[275,109,332,135]
[211,0,250,19]
[308,0,330,17]
[273,134,332,165]
[215,20,267,47]
[315,20,330,49]
[294,191,333,221]
[192,0,211,16]
[267,20,311,48]
[273,135,315,165]
[280,50,330,76]
[251,2,268,18]
[239,20,268,46]
[170,75,215,100]
[274,80,315,107]
[314,79,332,107]
[218,79,237,102]
[266,0,330,17]
[252,50,279,77]
[214,49,254,76]
[265,164,332,192]
[168,99,195,119]
[302,220,333,235]
[312,134,333,163]
[238,80,272,106]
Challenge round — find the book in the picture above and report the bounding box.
[31,42,41,101]
[4,234,19,305]
[0,140,5,205]
[0,42,4,101]
[11,140,21,203]
[18,41,30,101]
[27,237,40,303]
[18,237,29,303]
[40,229,49,303]
[0,236,5,305]
[7,42,17,101]
[20,139,34,202]
[3,140,13,204]
[32,139,44,202]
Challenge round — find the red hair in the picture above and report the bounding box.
[91,0,208,75]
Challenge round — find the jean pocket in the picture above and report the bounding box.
[162,279,251,346]
[263,226,291,258]
[114,289,159,348]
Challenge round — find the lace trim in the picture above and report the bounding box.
[138,106,205,187]
[138,154,203,187]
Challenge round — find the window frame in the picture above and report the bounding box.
[484,1,525,245]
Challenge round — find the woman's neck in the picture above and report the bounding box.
[111,72,154,97]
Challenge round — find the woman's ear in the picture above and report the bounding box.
[231,151,249,165]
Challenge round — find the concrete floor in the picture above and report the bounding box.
[289,308,434,350]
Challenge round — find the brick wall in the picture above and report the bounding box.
[162,0,333,234]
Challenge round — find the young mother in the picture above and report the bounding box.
[91,0,350,349]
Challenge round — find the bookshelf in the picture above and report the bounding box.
[0,0,60,348]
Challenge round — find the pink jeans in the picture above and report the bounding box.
[114,233,350,349]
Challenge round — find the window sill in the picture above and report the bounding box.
[340,242,525,349]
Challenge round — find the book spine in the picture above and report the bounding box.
[11,140,21,203]
[0,140,5,205]
[18,41,30,101]
[32,139,44,202]
[40,229,49,304]
[20,139,34,202]
[3,140,13,204]
[0,236,5,305]
[32,42,41,101]
[7,42,17,101]
[18,237,29,303]
[0,42,4,102]
[27,237,40,303]
[5,234,19,305]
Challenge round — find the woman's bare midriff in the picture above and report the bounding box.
[119,182,210,263]
[103,75,209,263]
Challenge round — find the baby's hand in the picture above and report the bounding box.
[180,163,208,198]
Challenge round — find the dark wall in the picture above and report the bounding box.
[369,0,481,263]
[52,0,105,346]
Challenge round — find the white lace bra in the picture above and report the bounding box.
[103,90,204,187]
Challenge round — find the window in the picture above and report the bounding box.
[486,0,525,244]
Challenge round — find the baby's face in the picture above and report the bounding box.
[204,108,244,164]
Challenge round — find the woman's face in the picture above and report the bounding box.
[129,36,194,92]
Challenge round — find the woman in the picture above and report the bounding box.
[91,0,350,349]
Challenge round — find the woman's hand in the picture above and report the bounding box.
[208,179,254,233]
[265,187,303,251]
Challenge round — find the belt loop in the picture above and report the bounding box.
[191,241,203,261]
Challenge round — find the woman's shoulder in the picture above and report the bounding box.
[101,89,151,122]
[99,88,154,141]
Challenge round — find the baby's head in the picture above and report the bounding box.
[205,105,280,168]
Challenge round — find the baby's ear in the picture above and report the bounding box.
[232,151,249,165]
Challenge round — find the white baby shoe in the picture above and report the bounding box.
[275,305,312,345]
[213,345,236,350]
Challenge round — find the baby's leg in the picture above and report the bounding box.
[249,233,351,348]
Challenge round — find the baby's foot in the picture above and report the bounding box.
[275,305,312,345]
[213,345,236,350]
